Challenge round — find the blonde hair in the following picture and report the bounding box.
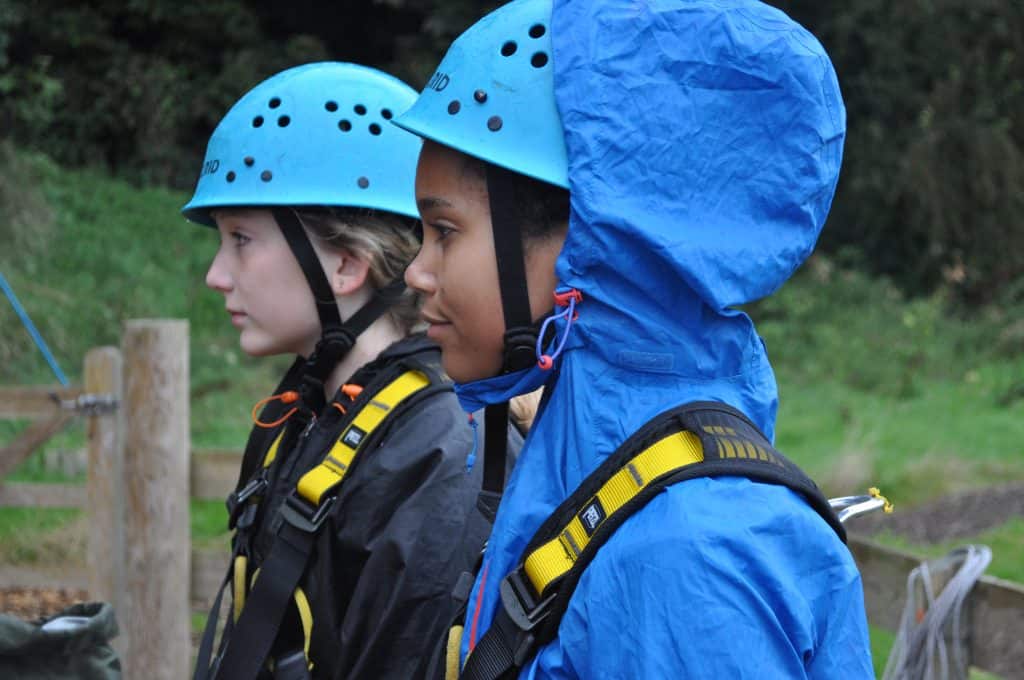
[295,207,424,335]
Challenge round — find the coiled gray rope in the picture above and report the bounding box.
[882,544,993,680]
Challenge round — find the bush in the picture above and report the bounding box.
[770,0,1024,305]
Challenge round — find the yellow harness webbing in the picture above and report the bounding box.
[523,430,704,596]
[296,370,430,507]
[262,429,287,468]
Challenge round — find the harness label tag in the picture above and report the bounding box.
[578,498,607,536]
[342,425,366,449]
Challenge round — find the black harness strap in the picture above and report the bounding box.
[460,401,844,680]
[483,403,509,496]
[193,568,232,680]
[215,512,317,680]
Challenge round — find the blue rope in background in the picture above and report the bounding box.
[0,271,69,386]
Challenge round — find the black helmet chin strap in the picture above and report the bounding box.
[481,164,552,495]
[486,164,543,374]
[272,207,406,412]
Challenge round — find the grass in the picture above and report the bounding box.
[0,145,282,452]
[748,260,1024,507]
[191,499,231,549]
[0,507,83,564]
[872,517,1024,584]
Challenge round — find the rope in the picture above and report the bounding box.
[882,544,992,680]
[0,271,68,386]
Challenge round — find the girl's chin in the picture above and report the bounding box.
[239,333,287,358]
[441,352,504,384]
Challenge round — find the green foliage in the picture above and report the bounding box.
[191,499,230,550]
[750,257,1024,505]
[770,0,1024,305]
[0,146,280,449]
[0,141,56,261]
[874,517,1024,584]
[3,0,1022,303]
[0,507,82,563]
[0,1,330,187]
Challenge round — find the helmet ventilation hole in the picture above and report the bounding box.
[325,101,338,112]
[529,24,546,38]
[501,41,517,57]
[357,176,370,189]
[354,104,367,115]
[226,171,236,183]
[277,115,291,127]
[381,108,393,120]
[487,116,503,132]
[339,120,352,132]
[369,123,382,135]
[531,52,549,68]
[261,170,273,182]
[244,156,254,167]
[269,97,281,109]
[474,90,488,103]
[252,116,264,128]
[448,100,461,115]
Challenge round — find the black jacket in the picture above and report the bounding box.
[220,335,518,679]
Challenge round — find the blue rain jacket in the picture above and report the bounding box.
[456,1,873,678]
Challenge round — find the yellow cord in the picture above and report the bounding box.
[868,486,894,513]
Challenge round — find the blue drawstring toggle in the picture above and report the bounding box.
[536,288,582,371]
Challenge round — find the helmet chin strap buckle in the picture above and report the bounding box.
[502,326,540,373]
[297,328,358,410]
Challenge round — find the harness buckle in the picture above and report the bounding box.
[501,568,555,631]
[280,492,336,534]
[227,476,268,530]
[499,567,558,664]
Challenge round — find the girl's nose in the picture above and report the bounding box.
[205,248,233,293]
[404,248,436,296]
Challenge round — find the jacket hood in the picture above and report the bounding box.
[458,0,845,660]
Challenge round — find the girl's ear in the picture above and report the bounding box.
[329,249,371,297]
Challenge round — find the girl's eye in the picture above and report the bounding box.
[231,231,251,247]
[430,223,454,241]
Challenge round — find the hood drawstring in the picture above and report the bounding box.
[536,289,582,371]
[465,413,480,473]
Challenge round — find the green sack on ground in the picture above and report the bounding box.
[0,601,121,679]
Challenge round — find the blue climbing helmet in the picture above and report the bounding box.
[393,0,567,189]
[183,61,421,224]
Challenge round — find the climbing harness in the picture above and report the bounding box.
[454,401,847,680]
[194,355,450,680]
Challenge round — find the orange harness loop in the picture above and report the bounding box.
[251,390,300,428]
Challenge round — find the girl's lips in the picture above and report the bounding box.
[229,311,247,327]
[425,320,451,341]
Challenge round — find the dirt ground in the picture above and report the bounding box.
[0,586,90,621]
[850,482,1024,543]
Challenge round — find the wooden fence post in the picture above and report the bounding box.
[121,320,190,680]
[85,346,126,652]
